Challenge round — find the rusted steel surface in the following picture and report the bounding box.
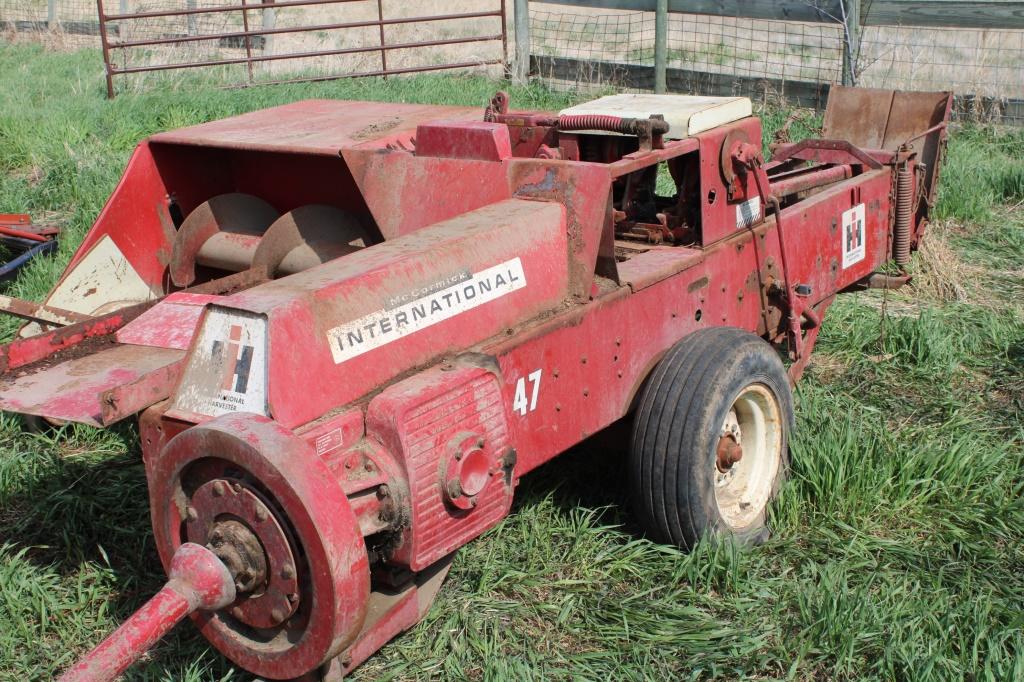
[768,163,854,197]
[59,543,236,682]
[152,99,481,155]
[0,300,153,373]
[0,344,183,425]
[0,294,90,327]
[96,1,507,97]
[7,88,952,680]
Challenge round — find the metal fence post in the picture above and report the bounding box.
[654,0,667,93]
[841,0,860,86]
[47,0,58,29]
[514,0,529,83]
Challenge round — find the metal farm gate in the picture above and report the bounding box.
[96,0,508,97]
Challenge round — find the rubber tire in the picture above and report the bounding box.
[629,326,793,549]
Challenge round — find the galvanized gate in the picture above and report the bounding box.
[96,0,507,97]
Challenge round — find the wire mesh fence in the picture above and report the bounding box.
[529,3,1024,125]
[1,0,106,48]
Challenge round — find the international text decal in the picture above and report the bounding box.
[327,257,526,363]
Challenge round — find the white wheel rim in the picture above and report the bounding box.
[713,383,783,530]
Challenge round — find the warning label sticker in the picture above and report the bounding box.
[735,197,761,229]
[327,257,526,364]
[842,203,866,268]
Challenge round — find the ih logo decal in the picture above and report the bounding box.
[841,203,866,269]
[212,324,254,394]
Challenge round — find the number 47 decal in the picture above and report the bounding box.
[513,369,542,416]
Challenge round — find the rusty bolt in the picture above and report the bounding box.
[212,481,226,497]
[254,506,268,522]
[378,484,390,498]
[281,564,295,580]
[364,462,373,472]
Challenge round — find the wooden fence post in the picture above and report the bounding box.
[263,1,276,58]
[514,0,530,83]
[841,0,860,86]
[654,0,667,93]
[47,0,58,29]
[186,0,197,36]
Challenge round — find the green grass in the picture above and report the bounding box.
[1,42,1023,681]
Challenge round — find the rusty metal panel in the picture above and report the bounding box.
[152,100,481,156]
[0,345,183,426]
[881,90,952,150]
[616,245,704,291]
[823,86,894,150]
[824,86,952,152]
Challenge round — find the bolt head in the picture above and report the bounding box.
[186,506,198,521]
[281,564,295,580]
[254,506,268,522]
[212,481,226,497]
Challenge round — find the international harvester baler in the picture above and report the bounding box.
[0,87,951,680]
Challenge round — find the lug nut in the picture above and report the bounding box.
[254,506,268,522]
[281,564,295,580]
[185,506,198,521]
[212,481,226,497]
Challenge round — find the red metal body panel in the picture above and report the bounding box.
[62,141,172,291]
[166,198,569,429]
[150,100,480,155]
[367,361,514,571]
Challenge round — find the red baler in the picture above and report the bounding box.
[0,87,950,680]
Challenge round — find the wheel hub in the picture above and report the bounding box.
[186,478,300,629]
[713,384,783,530]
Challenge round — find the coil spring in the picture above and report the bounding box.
[893,165,913,266]
[557,114,628,132]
